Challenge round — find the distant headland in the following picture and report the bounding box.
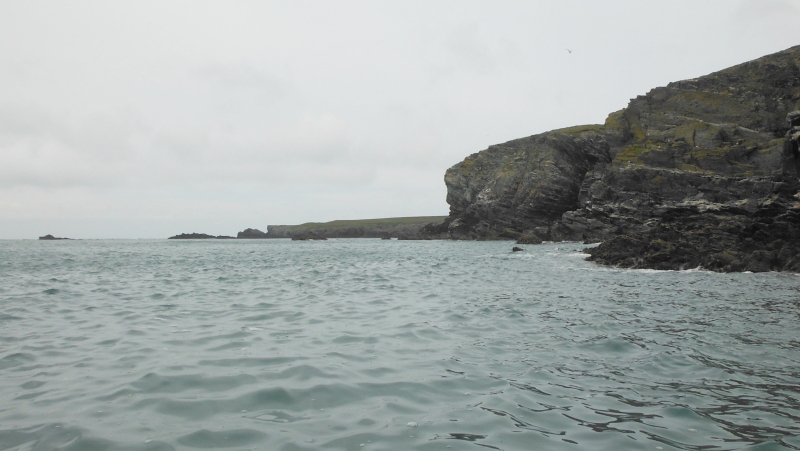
[168,216,447,240]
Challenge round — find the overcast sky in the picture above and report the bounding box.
[1,1,799,238]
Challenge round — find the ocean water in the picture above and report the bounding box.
[1,239,799,451]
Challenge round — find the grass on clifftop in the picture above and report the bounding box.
[551,124,605,136]
[276,216,447,231]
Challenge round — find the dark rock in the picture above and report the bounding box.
[512,246,524,252]
[516,233,543,244]
[168,233,219,239]
[586,192,800,272]
[237,228,269,239]
[291,231,328,241]
[39,234,70,240]
[443,125,610,240]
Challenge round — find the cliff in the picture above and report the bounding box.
[437,45,800,271]
[442,125,610,240]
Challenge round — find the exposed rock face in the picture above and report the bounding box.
[437,45,800,272]
[587,191,800,272]
[443,125,610,239]
[553,46,800,244]
[237,228,268,239]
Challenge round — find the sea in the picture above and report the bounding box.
[0,239,798,451]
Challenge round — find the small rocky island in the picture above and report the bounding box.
[420,45,800,272]
[237,228,268,239]
[168,233,235,239]
[39,234,71,240]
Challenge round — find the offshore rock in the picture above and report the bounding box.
[39,234,70,240]
[438,45,800,271]
[168,233,235,239]
[237,228,269,239]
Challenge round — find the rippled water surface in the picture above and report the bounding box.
[1,239,799,451]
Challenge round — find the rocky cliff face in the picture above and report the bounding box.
[439,45,800,271]
[443,125,610,240]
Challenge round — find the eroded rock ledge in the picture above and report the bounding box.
[429,45,800,272]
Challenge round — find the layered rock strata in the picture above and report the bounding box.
[442,126,610,240]
[436,45,800,272]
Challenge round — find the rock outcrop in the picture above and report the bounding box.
[587,191,800,272]
[237,228,269,239]
[435,45,800,272]
[168,233,235,239]
[39,234,70,240]
[443,125,611,240]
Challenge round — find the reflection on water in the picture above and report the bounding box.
[0,239,798,450]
